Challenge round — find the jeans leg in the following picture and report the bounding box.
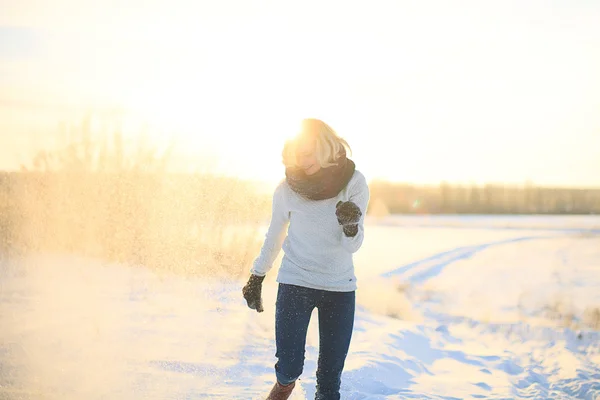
[275,284,317,385]
[315,290,355,400]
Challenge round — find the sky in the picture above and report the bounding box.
[1,0,600,187]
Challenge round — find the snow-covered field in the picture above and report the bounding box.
[2,215,600,399]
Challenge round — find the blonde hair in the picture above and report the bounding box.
[282,118,351,169]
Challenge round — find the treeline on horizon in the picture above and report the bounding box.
[368,180,600,215]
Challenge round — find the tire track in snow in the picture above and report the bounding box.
[380,234,560,284]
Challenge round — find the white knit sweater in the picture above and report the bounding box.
[250,170,370,292]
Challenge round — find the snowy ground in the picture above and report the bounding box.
[1,216,600,399]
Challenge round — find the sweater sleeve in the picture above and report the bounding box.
[341,173,370,254]
[250,183,290,276]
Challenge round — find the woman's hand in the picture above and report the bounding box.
[336,201,362,237]
[242,274,265,313]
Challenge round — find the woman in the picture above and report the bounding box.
[242,118,370,400]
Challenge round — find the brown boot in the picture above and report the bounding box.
[266,380,295,400]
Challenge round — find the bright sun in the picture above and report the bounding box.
[119,82,307,184]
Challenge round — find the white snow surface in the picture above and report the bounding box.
[1,215,600,399]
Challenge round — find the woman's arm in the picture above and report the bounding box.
[340,173,370,253]
[250,183,290,276]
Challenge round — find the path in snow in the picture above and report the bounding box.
[357,230,600,399]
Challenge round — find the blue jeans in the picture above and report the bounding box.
[274,283,355,400]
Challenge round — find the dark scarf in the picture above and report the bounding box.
[285,148,356,201]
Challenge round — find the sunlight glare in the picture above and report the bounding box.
[119,80,312,183]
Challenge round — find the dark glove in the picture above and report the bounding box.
[336,201,362,237]
[336,201,362,225]
[242,274,265,313]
